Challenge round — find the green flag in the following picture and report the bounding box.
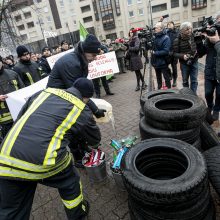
[79,21,89,41]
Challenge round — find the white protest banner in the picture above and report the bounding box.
[87,51,119,79]
[47,48,74,69]
[6,77,49,121]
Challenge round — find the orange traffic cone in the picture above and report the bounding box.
[161,81,168,90]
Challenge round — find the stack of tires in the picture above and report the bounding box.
[122,138,216,220]
[139,92,207,149]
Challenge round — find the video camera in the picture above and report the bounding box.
[137,26,154,50]
[193,16,220,36]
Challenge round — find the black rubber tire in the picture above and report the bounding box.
[139,116,200,144]
[200,121,220,151]
[204,146,220,197]
[139,108,144,118]
[129,193,211,220]
[122,138,207,205]
[203,199,216,220]
[178,87,214,125]
[140,89,177,110]
[144,93,207,131]
[192,138,201,150]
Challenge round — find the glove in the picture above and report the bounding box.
[94,109,106,118]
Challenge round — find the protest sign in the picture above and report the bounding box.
[47,48,74,69]
[6,77,49,121]
[87,51,119,79]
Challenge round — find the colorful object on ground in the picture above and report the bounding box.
[83,149,105,167]
[110,136,138,172]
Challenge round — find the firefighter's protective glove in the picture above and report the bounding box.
[94,109,106,118]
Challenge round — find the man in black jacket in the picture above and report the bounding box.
[0,78,101,220]
[14,45,42,86]
[0,56,25,138]
[47,34,105,118]
[39,46,52,77]
[166,21,178,87]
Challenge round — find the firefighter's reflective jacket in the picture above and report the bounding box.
[0,68,25,124]
[13,60,42,87]
[0,87,101,180]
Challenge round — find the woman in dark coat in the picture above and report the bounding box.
[127,28,146,91]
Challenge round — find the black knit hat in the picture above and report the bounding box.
[16,45,29,57]
[73,78,94,98]
[42,46,51,52]
[61,40,68,46]
[82,34,101,54]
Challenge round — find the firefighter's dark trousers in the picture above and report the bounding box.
[0,161,87,220]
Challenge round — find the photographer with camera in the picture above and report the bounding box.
[172,22,198,93]
[151,22,171,89]
[196,13,220,121]
[166,21,179,87]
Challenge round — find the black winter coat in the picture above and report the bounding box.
[47,42,88,89]
[215,41,220,82]
[13,60,41,87]
[39,56,51,77]
[151,31,171,68]
[128,36,143,71]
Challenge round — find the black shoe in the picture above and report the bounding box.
[106,92,114,95]
[172,80,177,87]
[142,83,147,90]
[78,200,90,220]
[122,71,126,73]
[135,86,140,91]
[111,76,116,79]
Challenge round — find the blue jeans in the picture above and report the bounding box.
[180,61,198,93]
[205,79,220,112]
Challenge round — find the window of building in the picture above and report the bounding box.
[47,16,52,22]
[127,0,132,5]
[39,18,44,24]
[98,0,115,30]
[20,34,28,41]
[191,0,207,9]
[138,8,144,15]
[92,0,99,21]
[27,21,34,28]
[114,0,121,16]
[83,16,93,23]
[171,0,179,8]
[137,0,142,3]
[81,5,91,13]
[60,0,64,7]
[17,24,25,31]
[15,15,22,22]
[24,12,31,19]
[129,11,134,17]
[192,21,199,28]
[152,3,167,13]
[106,33,117,40]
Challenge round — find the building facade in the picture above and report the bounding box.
[6,0,220,51]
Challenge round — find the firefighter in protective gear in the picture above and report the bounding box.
[0,78,101,220]
[0,57,25,138]
[14,45,42,86]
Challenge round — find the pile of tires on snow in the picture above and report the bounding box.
[121,88,220,220]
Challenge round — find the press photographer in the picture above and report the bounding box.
[195,12,220,122]
[172,21,199,93]
[151,22,171,89]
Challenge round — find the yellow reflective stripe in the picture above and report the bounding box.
[43,106,82,166]
[0,102,5,109]
[1,92,51,156]
[0,153,69,173]
[62,182,83,209]
[45,88,85,110]
[26,72,34,85]
[12,80,18,90]
[0,114,12,122]
[0,154,72,180]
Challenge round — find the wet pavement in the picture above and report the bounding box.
[30,61,220,220]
